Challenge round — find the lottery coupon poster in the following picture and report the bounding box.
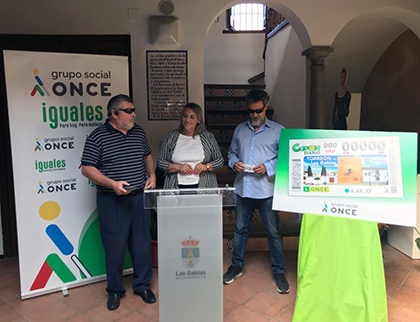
[272,129,418,226]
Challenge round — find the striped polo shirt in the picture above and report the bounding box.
[81,120,151,193]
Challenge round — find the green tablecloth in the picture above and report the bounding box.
[293,214,388,322]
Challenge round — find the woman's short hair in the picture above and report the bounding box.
[178,102,206,137]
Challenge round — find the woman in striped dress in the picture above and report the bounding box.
[157,103,223,189]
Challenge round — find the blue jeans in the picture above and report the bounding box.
[232,195,285,274]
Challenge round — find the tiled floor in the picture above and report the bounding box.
[0,244,419,321]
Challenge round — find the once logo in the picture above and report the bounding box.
[35,137,76,151]
[47,183,76,193]
[34,138,43,151]
[42,178,77,193]
[37,181,46,194]
[44,137,75,151]
[30,69,51,97]
[45,141,74,150]
[51,82,111,97]
[330,207,357,216]
[304,187,329,193]
[47,181,77,193]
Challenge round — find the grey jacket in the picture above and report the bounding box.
[156,130,224,189]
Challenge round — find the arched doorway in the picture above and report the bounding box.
[326,8,420,168]
[202,1,309,252]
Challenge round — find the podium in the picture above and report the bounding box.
[145,187,235,322]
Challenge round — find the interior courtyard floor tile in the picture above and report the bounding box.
[0,244,419,321]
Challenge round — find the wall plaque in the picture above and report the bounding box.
[147,50,188,120]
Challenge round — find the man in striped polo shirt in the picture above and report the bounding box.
[81,94,156,311]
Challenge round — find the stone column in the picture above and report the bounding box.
[302,46,334,129]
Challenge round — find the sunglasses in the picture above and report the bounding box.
[118,108,136,114]
[248,105,266,115]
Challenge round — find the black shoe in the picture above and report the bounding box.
[134,289,156,304]
[274,273,290,294]
[107,293,122,310]
[223,265,243,284]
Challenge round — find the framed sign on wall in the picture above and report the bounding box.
[146,50,188,120]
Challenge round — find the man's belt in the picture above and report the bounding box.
[98,189,143,196]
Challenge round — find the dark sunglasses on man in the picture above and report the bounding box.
[248,104,266,115]
[118,108,136,114]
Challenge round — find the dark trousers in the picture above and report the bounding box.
[232,195,286,274]
[97,191,152,294]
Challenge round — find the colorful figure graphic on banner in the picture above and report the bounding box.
[34,138,42,151]
[77,210,132,278]
[30,69,50,97]
[30,201,92,291]
[332,67,351,130]
[37,182,45,194]
[31,202,131,291]
[322,202,328,213]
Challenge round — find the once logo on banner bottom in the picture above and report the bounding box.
[321,202,358,216]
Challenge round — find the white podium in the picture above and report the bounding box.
[145,188,235,322]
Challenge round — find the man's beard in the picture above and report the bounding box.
[122,120,135,131]
[251,117,264,127]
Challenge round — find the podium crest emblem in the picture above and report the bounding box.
[181,236,200,268]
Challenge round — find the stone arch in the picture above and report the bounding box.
[204,0,311,50]
[325,6,420,129]
[203,0,309,128]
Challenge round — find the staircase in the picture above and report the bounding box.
[204,84,269,187]
[204,84,300,250]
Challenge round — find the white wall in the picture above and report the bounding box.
[204,12,265,84]
[0,0,420,154]
[0,0,206,157]
[265,24,307,128]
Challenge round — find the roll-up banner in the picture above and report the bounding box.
[3,50,131,299]
[273,129,418,226]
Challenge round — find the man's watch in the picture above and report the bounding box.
[206,164,210,171]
